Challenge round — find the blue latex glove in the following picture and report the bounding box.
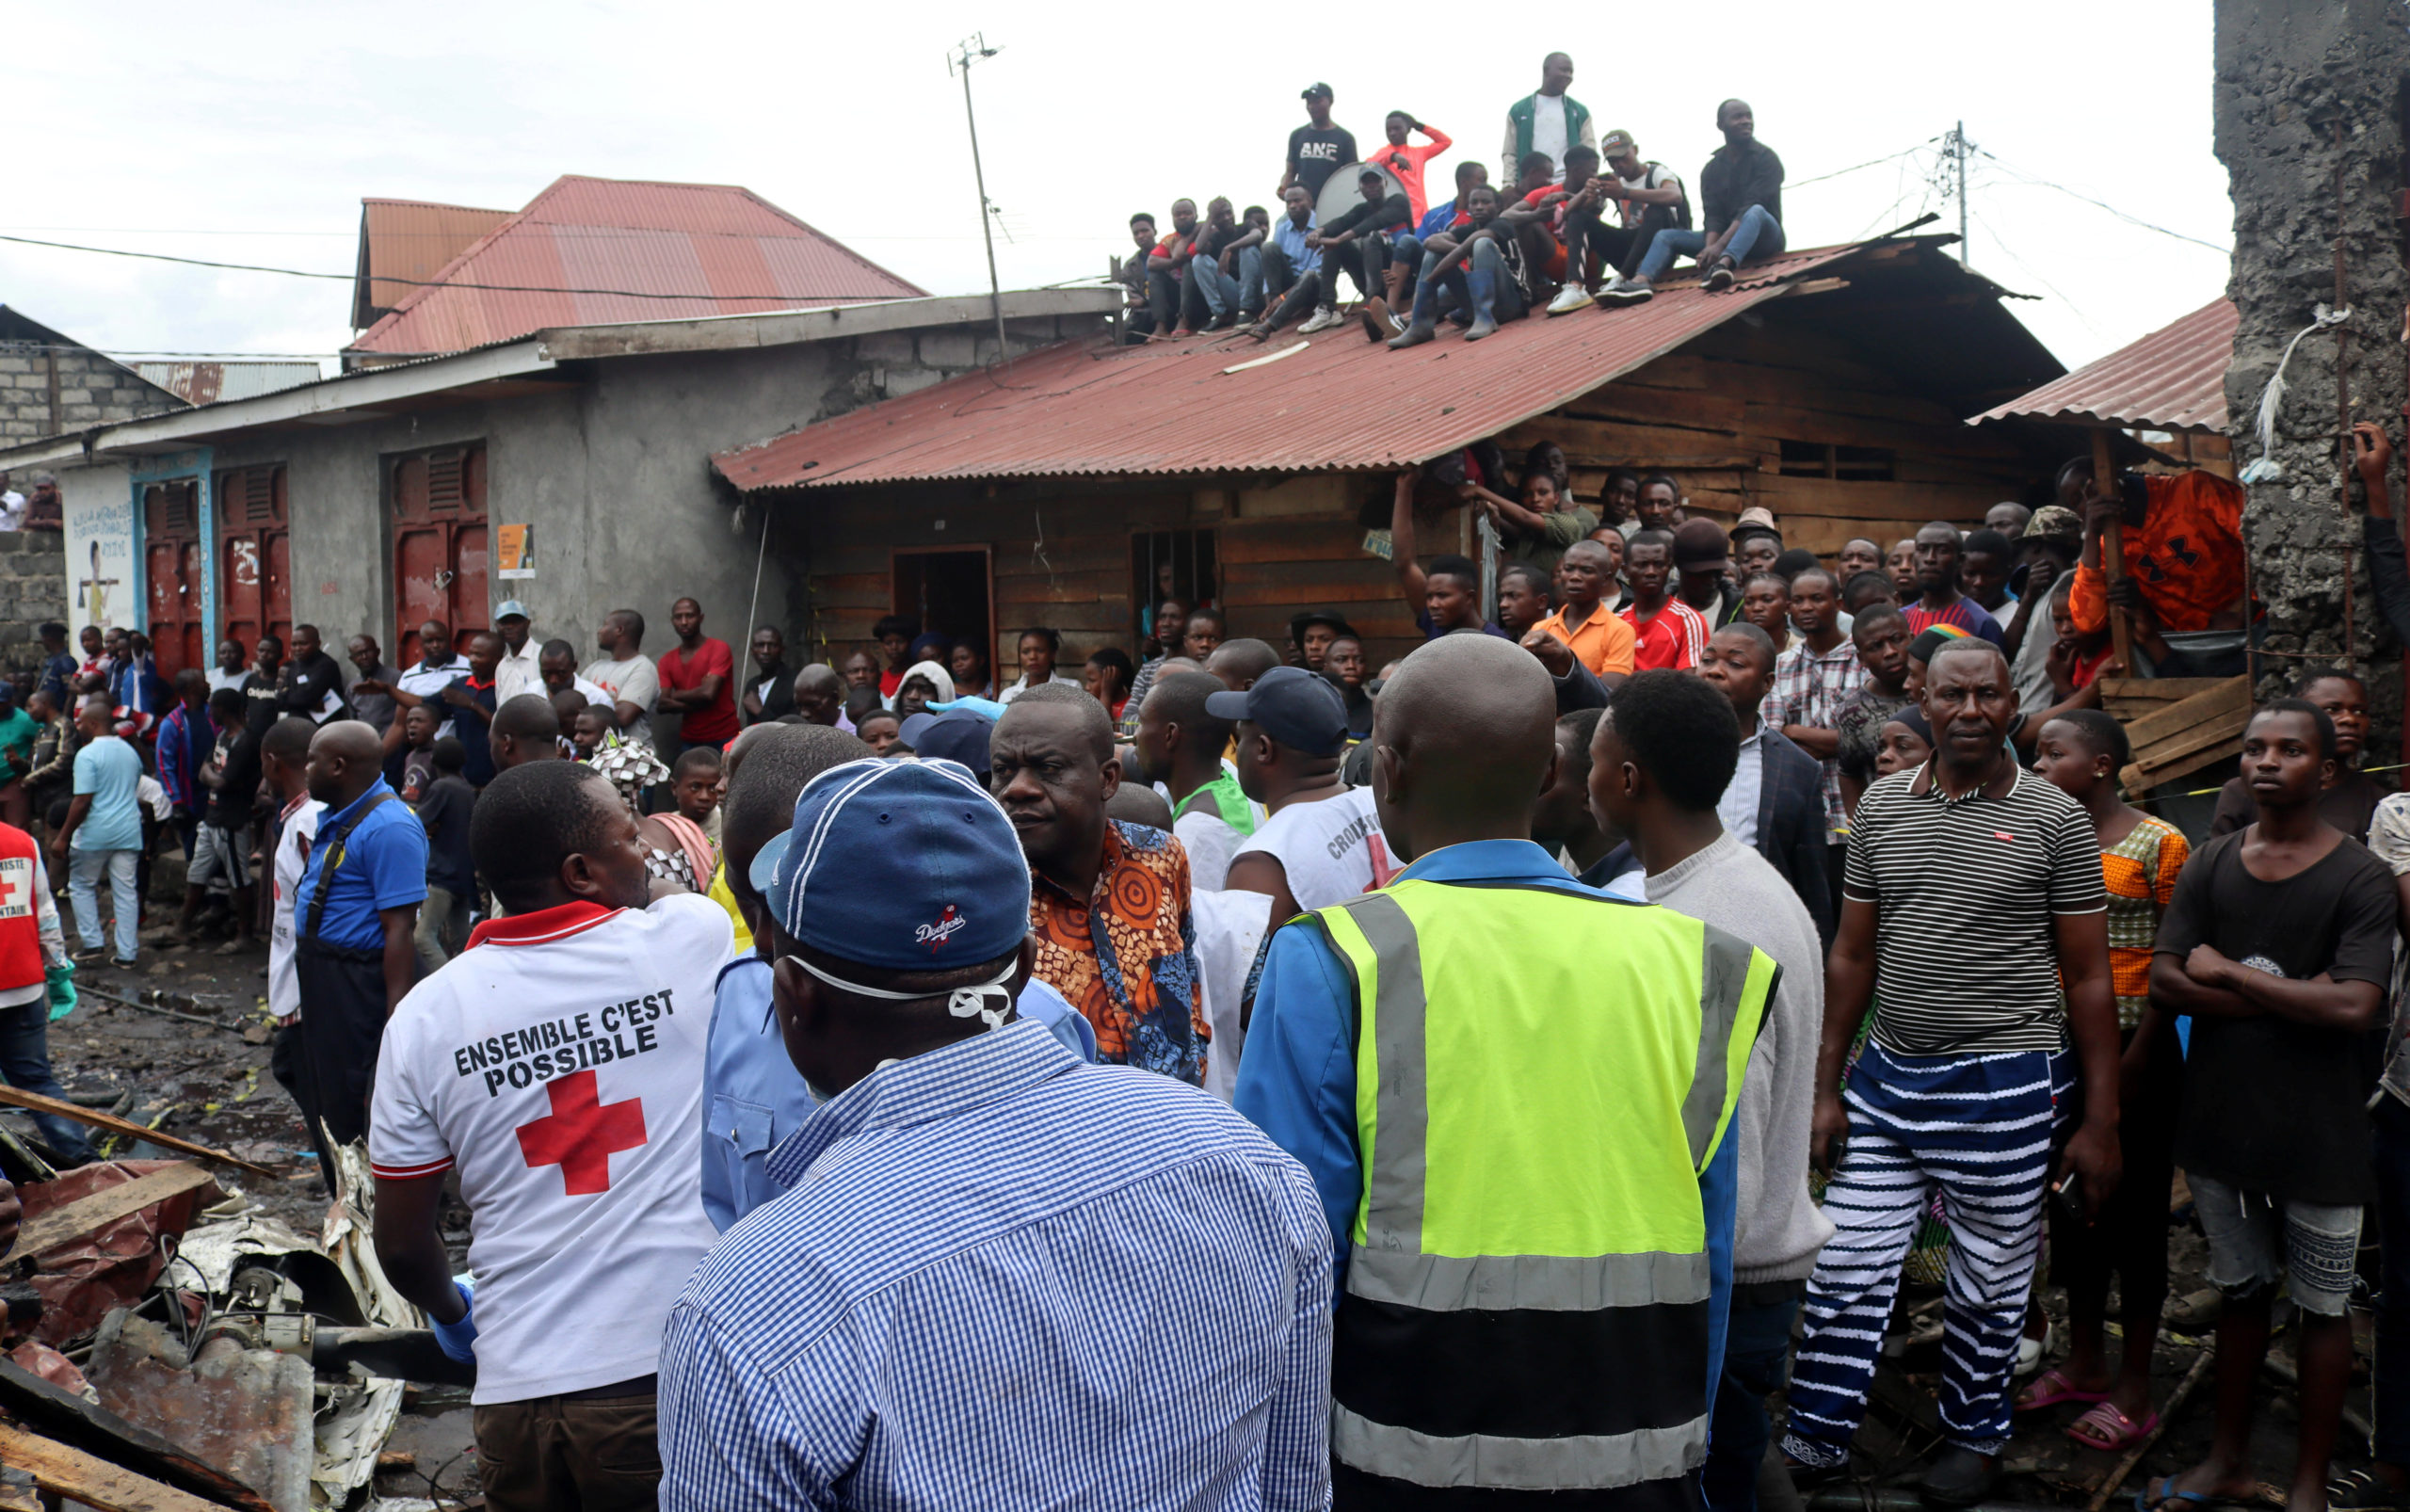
[429,1279,477,1365]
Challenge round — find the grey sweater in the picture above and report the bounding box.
[1647,831,1835,1285]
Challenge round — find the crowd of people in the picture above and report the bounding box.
[1116,56,1789,347]
[11,410,2410,1512]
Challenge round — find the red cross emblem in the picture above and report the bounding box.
[514,1070,647,1197]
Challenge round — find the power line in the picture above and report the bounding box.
[1972,149,2231,252]
[1968,205,2109,344]
[1788,138,1940,190]
[0,232,909,303]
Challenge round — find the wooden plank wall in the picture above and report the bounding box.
[1497,319,2034,560]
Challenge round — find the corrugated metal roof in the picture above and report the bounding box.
[353,199,513,328]
[715,242,1873,491]
[348,176,929,358]
[1974,298,2236,433]
[134,361,323,405]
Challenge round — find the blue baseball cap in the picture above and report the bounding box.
[927,694,1007,721]
[1203,666,1349,757]
[493,600,532,622]
[899,710,994,779]
[748,756,1030,971]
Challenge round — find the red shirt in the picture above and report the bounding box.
[1365,126,1454,222]
[656,637,738,744]
[1619,599,1710,671]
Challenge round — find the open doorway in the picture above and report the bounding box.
[892,546,994,678]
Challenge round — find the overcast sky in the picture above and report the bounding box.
[4,1,2230,378]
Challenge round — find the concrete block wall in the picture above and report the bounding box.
[0,529,68,674]
[0,341,184,444]
[2215,0,2410,732]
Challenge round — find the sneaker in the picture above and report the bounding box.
[1356,298,1396,342]
[1703,258,1737,292]
[1546,285,1596,316]
[1297,306,1341,335]
[1597,279,1654,306]
[71,947,107,966]
[1386,322,1437,350]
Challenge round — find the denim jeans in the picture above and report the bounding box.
[0,998,96,1163]
[1705,1289,1801,1512]
[1189,245,1262,320]
[1637,204,1788,282]
[69,846,138,961]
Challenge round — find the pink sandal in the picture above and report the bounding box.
[2067,1400,2160,1452]
[2016,1367,2109,1412]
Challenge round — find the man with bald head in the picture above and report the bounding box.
[489,694,564,772]
[1238,633,1778,1508]
[783,665,846,730]
[293,719,427,1152]
[1204,637,1281,694]
[1784,638,2120,1505]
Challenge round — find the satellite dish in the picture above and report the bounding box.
[1312,161,1406,229]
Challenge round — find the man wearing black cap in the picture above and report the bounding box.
[1215,668,1391,923]
[1281,83,1358,204]
[1288,610,1354,673]
[1674,518,1744,630]
[660,756,1333,1508]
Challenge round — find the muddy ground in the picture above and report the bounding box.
[8,892,2380,1509]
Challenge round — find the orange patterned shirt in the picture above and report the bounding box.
[1028,820,1208,1084]
[2101,814,2188,1030]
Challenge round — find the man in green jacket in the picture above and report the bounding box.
[1502,52,1594,186]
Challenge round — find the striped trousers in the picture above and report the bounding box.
[1782,1042,2072,1462]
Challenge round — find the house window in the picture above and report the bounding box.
[1776,440,1895,482]
[1130,530,1218,640]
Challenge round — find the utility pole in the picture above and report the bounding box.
[1943,121,1974,266]
[948,33,1009,369]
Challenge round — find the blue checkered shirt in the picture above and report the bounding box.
[658,1019,1335,1511]
[1760,636,1867,844]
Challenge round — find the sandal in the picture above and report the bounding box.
[2016,1366,2108,1412]
[2066,1400,2158,1452]
[2134,1477,2252,1512]
[2330,1471,2404,1512]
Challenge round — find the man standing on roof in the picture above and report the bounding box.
[1603,99,1787,306]
[1281,83,1358,203]
[1367,109,1451,224]
[1502,52,1593,186]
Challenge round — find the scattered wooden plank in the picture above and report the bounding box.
[0,1089,278,1180]
[13,1164,217,1259]
[2098,676,2236,707]
[0,1420,232,1512]
[2127,735,2244,797]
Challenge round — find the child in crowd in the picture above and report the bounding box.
[858,710,904,756]
[2021,709,2186,1452]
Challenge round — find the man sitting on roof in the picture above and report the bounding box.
[1385,178,1550,349]
[1246,186,1324,343]
[2065,456,2246,670]
[1548,129,1693,315]
[1297,169,1413,337]
[1600,99,1785,306]
[1142,199,1202,339]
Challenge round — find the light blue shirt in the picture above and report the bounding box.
[69,736,143,852]
[1233,837,1740,1398]
[1719,724,1769,849]
[699,957,1099,1231]
[1272,210,1321,275]
[660,1021,1335,1510]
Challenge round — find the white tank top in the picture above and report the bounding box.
[1231,786,1395,913]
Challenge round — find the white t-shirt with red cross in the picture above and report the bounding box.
[370,893,733,1404]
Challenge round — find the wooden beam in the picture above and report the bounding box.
[2094,430,2135,673]
[2115,676,2253,752]
[0,1420,232,1512]
[0,1089,279,1179]
[13,1164,217,1259]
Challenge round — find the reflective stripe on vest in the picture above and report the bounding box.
[1313,881,1776,1492]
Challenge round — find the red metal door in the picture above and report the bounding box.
[392,445,489,665]
[217,466,291,657]
[142,481,202,677]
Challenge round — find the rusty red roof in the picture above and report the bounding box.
[1974,298,2236,433]
[714,242,1916,491]
[352,199,512,329]
[347,175,927,358]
